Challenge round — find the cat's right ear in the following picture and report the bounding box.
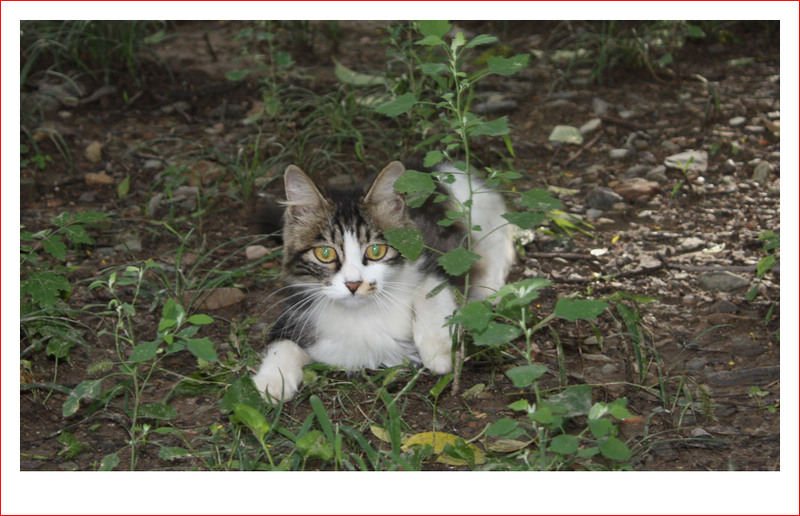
[284,165,327,218]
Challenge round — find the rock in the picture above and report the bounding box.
[609,148,631,159]
[473,98,518,115]
[85,171,113,186]
[677,237,705,253]
[752,161,772,184]
[585,208,604,219]
[645,165,668,182]
[661,140,680,151]
[185,287,245,310]
[664,150,708,173]
[710,300,739,314]
[609,178,660,202]
[85,141,103,163]
[686,357,709,371]
[637,254,661,268]
[744,125,765,134]
[625,164,649,177]
[730,337,763,358]
[143,159,162,170]
[705,366,779,386]
[697,271,750,292]
[729,116,747,127]
[114,238,142,253]
[592,97,613,115]
[600,363,618,375]
[579,118,602,134]
[246,245,272,261]
[586,187,624,210]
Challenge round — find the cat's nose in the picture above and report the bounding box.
[344,281,362,294]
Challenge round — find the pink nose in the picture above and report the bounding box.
[345,281,362,294]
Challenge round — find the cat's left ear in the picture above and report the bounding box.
[364,161,406,214]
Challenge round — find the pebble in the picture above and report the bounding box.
[585,208,604,219]
[625,164,649,177]
[579,118,602,134]
[646,165,668,183]
[697,271,750,292]
[744,125,765,134]
[686,357,709,371]
[592,97,613,115]
[664,150,708,173]
[85,171,113,186]
[246,245,272,261]
[710,300,739,314]
[85,141,103,163]
[143,159,162,170]
[729,116,747,127]
[185,287,245,310]
[730,336,763,358]
[609,148,631,159]
[473,98,518,115]
[752,161,772,184]
[586,187,623,211]
[677,237,705,252]
[610,178,660,201]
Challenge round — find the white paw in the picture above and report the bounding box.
[251,340,310,402]
[424,351,453,375]
[418,335,453,374]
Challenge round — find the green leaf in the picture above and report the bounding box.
[465,34,498,49]
[467,116,509,137]
[485,418,524,438]
[138,403,177,420]
[296,430,334,461]
[599,436,631,461]
[62,225,92,245]
[449,301,493,332]
[225,69,252,81]
[486,53,530,75]
[158,446,190,461]
[375,92,417,117]
[415,34,446,47]
[71,211,110,225]
[549,434,579,455]
[384,227,424,261]
[430,374,454,399]
[41,236,67,261]
[506,364,548,388]
[423,150,445,168]
[542,384,593,417]
[233,403,270,441]
[117,175,130,198]
[333,58,385,87]
[62,379,102,417]
[186,337,218,362]
[588,418,613,439]
[438,247,481,276]
[756,254,776,278]
[187,314,214,325]
[473,322,522,347]
[394,169,436,207]
[416,20,451,39]
[549,125,584,145]
[686,24,706,39]
[555,298,607,321]
[128,340,159,362]
[419,62,449,77]
[99,452,119,471]
[501,211,545,230]
[519,188,562,211]
[220,377,266,414]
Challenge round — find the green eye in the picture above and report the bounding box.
[365,244,387,261]
[313,246,337,263]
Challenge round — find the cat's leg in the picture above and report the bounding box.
[252,339,312,401]
[411,280,456,374]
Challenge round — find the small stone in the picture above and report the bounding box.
[752,161,772,184]
[114,238,142,253]
[609,148,631,159]
[185,287,245,310]
[664,150,708,173]
[78,191,97,203]
[579,118,602,134]
[729,116,747,127]
[730,336,763,358]
[661,140,680,151]
[592,97,613,115]
[473,98,518,115]
[600,363,618,375]
[585,208,604,219]
[618,109,636,119]
[625,164,649,177]
[85,171,113,186]
[610,178,660,201]
[586,187,624,211]
[143,159,162,170]
[710,300,738,314]
[697,271,750,292]
[246,245,272,261]
[677,237,705,252]
[686,357,708,371]
[85,141,103,163]
[744,125,765,134]
[645,165,668,183]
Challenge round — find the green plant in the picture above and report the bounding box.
[484,364,633,470]
[747,229,779,303]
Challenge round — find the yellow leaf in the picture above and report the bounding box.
[611,234,621,244]
[370,425,392,444]
[402,431,485,466]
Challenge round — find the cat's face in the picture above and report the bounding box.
[281,162,413,306]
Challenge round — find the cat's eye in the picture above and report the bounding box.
[313,246,337,263]
[365,243,387,261]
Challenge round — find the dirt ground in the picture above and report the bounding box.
[19,21,781,472]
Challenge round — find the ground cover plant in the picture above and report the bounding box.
[18,20,780,474]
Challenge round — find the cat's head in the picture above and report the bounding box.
[280,162,414,305]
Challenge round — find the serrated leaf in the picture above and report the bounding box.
[41,236,67,261]
[542,384,593,417]
[555,298,607,321]
[502,211,545,229]
[506,364,548,388]
[385,227,424,261]
[296,430,334,461]
[438,247,481,276]
[448,301,493,332]
[138,403,177,420]
[423,150,445,167]
[519,188,562,211]
[486,53,530,75]
[549,125,584,145]
[186,337,217,362]
[128,340,159,362]
[394,169,436,207]
[220,377,266,414]
[99,452,119,471]
[416,20,451,39]
[473,322,522,346]
[402,431,485,466]
[467,116,510,137]
[62,379,102,417]
[375,92,417,117]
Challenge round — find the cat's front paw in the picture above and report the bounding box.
[252,340,310,402]
[424,351,453,375]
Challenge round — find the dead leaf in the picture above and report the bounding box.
[85,171,113,186]
[184,287,245,310]
[402,431,486,466]
[85,140,103,163]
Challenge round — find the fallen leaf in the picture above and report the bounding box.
[85,171,113,186]
[402,431,486,466]
[85,140,103,163]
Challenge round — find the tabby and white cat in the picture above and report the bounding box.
[252,161,514,401]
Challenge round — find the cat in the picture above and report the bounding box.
[252,161,514,401]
